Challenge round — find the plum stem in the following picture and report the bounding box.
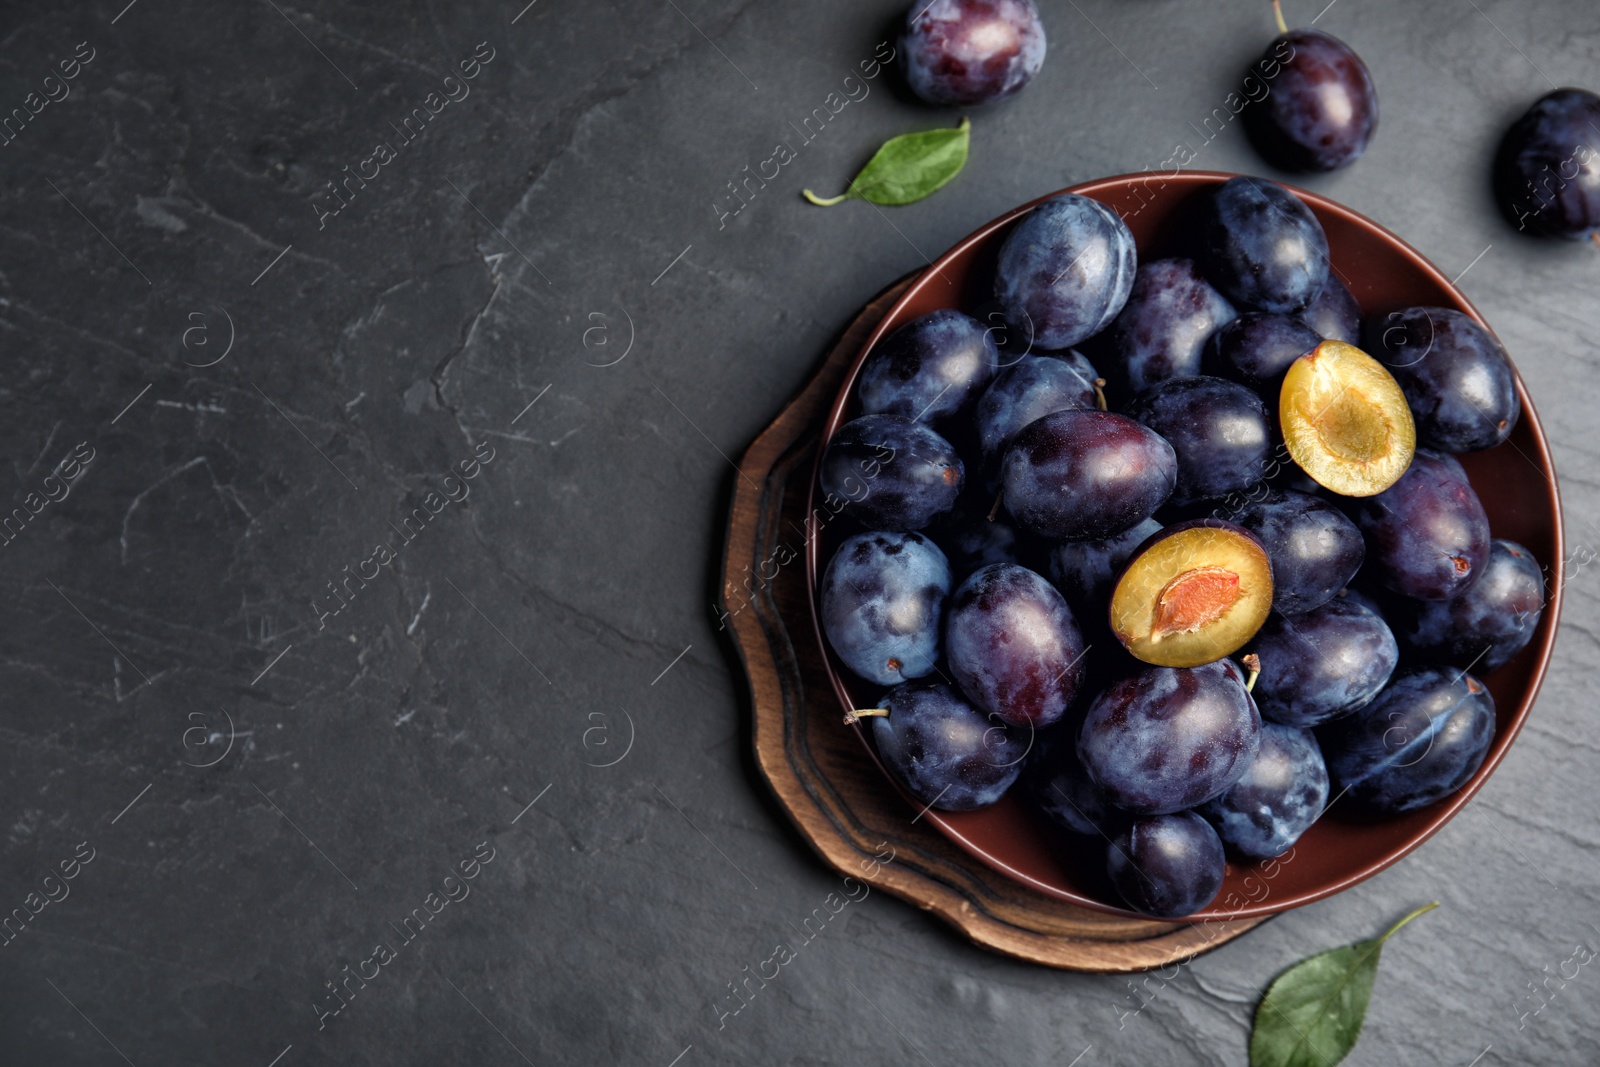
[803,189,851,207]
[1093,377,1109,412]
[986,490,1004,522]
[843,708,889,725]
[1272,0,1288,34]
[1590,231,1600,250]
[1242,652,1262,693]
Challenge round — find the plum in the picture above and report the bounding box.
[857,682,1027,810]
[1200,722,1328,859]
[821,531,951,685]
[946,563,1086,728]
[994,193,1137,350]
[820,414,964,531]
[1318,666,1495,815]
[1000,409,1176,541]
[858,309,999,427]
[899,0,1047,107]
[1078,658,1262,814]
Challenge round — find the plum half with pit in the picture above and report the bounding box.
[853,682,1027,811]
[945,563,1086,729]
[994,193,1138,350]
[1317,666,1496,815]
[999,409,1176,541]
[1279,339,1416,497]
[1078,658,1262,815]
[1108,520,1275,669]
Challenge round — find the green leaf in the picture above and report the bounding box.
[1250,902,1438,1067]
[803,117,970,207]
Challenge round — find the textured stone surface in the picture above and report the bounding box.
[1,0,1598,1064]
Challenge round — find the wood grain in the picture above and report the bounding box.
[719,279,1268,972]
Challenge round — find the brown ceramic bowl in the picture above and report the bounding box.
[806,171,1564,921]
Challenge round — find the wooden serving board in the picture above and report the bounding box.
[719,279,1269,972]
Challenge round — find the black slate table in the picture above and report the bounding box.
[2,1,1597,1064]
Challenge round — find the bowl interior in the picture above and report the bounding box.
[808,172,1563,921]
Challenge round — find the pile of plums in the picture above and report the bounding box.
[819,175,1547,919]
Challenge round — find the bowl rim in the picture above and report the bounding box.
[804,169,1565,921]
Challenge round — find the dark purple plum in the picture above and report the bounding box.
[1495,88,1600,239]
[946,563,1086,728]
[973,350,1100,478]
[994,193,1138,350]
[1355,450,1489,600]
[1048,518,1161,612]
[1124,376,1271,506]
[1078,659,1262,815]
[1246,22,1378,172]
[899,0,1047,107]
[862,682,1027,810]
[1232,489,1364,614]
[821,531,951,685]
[820,414,963,531]
[1201,176,1330,314]
[1397,539,1546,673]
[1025,726,1125,837]
[1205,312,1322,391]
[1365,307,1519,453]
[857,309,999,427]
[1299,275,1361,343]
[1104,258,1237,394]
[928,490,1020,575]
[1246,598,1398,727]
[1000,410,1176,540]
[1106,811,1226,918]
[1199,723,1327,859]
[1317,666,1496,815]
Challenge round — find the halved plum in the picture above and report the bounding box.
[1109,520,1274,668]
[1279,340,1415,497]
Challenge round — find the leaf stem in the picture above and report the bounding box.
[803,189,851,207]
[1272,0,1288,34]
[1379,901,1439,944]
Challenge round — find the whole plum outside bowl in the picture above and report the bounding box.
[804,171,1564,922]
